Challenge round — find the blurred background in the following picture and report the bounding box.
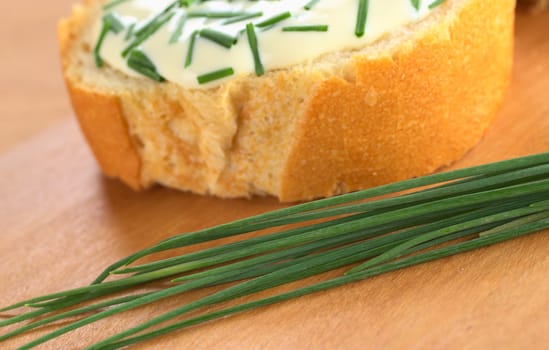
[0,1,74,154]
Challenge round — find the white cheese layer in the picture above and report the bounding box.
[96,0,440,89]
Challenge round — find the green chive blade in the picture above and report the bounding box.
[246,23,264,76]
[3,152,549,350]
[169,15,186,44]
[255,11,292,28]
[127,50,166,82]
[222,12,263,25]
[282,25,328,32]
[429,0,447,9]
[355,0,369,37]
[199,28,238,48]
[103,0,131,11]
[122,12,174,58]
[184,30,199,68]
[197,67,235,84]
[304,0,321,10]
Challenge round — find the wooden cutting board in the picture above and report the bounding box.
[1,10,549,350]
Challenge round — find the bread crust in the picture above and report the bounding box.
[59,13,142,190]
[59,0,515,201]
[280,0,515,201]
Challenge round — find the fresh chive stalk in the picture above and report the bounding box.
[0,293,152,341]
[0,286,134,328]
[78,208,549,350]
[97,158,549,281]
[80,152,549,287]
[1,153,548,349]
[98,218,549,350]
[347,206,549,273]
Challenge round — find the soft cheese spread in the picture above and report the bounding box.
[95,0,445,88]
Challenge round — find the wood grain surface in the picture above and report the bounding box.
[1,6,549,350]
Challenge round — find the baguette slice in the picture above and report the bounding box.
[59,0,515,202]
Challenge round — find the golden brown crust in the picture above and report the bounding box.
[280,0,515,201]
[59,15,142,190]
[59,0,515,201]
[66,83,143,190]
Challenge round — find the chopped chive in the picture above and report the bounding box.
[122,12,175,57]
[134,1,179,37]
[429,0,446,9]
[355,0,369,37]
[127,50,165,82]
[411,0,421,10]
[94,23,110,67]
[246,23,264,76]
[197,67,234,84]
[169,15,186,44]
[199,28,237,48]
[222,12,263,25]
[304,0,321,10]
[93,13,125,67]
[255,11,292,28]
[122,0,180,55]
[184,31,198,68]
[103,0,131,10]
[187,11,252,19]
[178,0,198,6]
[282,25,328,32]
[104,13,124,34]
[124,23,136,41]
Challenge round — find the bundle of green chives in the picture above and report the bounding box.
[1,152,549,349]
